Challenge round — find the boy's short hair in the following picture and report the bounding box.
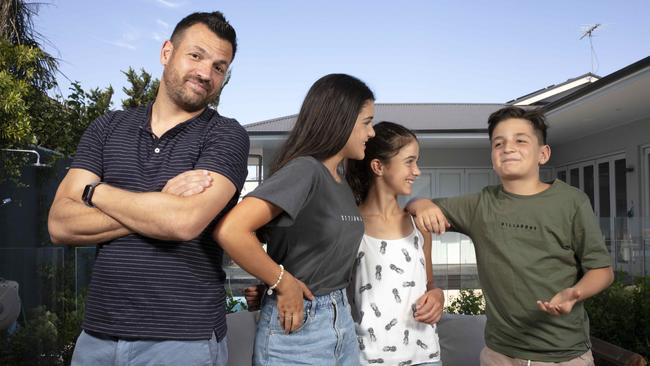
[487,106,548,145]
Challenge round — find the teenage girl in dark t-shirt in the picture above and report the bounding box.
[214,73,376,365]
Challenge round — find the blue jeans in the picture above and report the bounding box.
[70,330,228,366]
[254,289,359,365]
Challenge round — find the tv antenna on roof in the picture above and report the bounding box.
[580,23,601,74]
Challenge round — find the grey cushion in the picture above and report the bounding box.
[226,311,257,366]
[438,313,487,366]
[0,279,21,330]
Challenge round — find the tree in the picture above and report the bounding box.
[121,67,159,109]
[33,82,114,156]
[1,0,230,180]
[0,1,115,182]
[0,0,58,92]
[1,0,60,180]
[0,38,113,177]
[0,40,39,149]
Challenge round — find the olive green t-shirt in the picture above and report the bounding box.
[435,179,611,362]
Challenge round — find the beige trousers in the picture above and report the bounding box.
[480,346,594,366]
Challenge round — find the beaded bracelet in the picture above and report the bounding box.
[267,264,284,295]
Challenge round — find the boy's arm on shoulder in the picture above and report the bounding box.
[406,193,480,235]
[405,198,449,234]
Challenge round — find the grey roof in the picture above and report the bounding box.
[543,55,650,112]
[245,103,507,134]
[506,73,600,105]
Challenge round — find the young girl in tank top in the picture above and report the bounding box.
[346,121,444,366]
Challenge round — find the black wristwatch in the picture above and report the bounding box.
[82,182,103,207]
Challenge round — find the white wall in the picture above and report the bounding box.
[551,116,650,222]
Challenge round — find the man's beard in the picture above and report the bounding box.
[163,67,220,112]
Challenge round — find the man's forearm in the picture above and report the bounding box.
[91,182,231,241]
[48,197,132,245]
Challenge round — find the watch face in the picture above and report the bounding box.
[82,184,92,204]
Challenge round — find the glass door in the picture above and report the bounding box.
[567,161,596,211]
[642,146,650,275]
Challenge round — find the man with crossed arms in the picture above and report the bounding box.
[48,11,248,366]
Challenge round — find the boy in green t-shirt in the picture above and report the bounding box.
[407,106,613,365]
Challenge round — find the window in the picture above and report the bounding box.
[557,154,628,270]
[224,155,265,293]
[570,168,580,189]
[614,159,628,218]
[240,155,263,197]
[584,165,595,209]
[598,162,611,218]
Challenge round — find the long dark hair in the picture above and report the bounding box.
[346,121,418,204]
[270,74,375,175]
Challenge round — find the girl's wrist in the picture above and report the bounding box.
[426,280,437,291]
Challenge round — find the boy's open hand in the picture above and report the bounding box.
[405,198,450,234]
[414,288,445,324]
[536,287,581,316]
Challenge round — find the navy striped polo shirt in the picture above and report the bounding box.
[71,103,249,340]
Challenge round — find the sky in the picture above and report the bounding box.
[36,0,650,125]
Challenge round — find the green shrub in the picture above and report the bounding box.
[0,300,84,366]
[226,288,247,313]
[585,274,649,359]
[445,289,486,315]
[0,260,85,366]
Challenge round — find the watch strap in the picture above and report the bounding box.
[83,181,103,208]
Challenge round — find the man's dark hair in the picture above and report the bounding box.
[271,73,375,175]
[170,11,237,59]
[487,106,548,145]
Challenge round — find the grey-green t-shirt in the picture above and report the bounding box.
[435,179,611,362]
[248,156,365,296]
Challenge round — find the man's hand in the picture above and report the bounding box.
[275,272,314,333]
[92,170,236,242]
[537,287,581,316]
[162,170,213,197]
[414,287,445,324]
[244,284,265,311]
[406,198,450,234]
